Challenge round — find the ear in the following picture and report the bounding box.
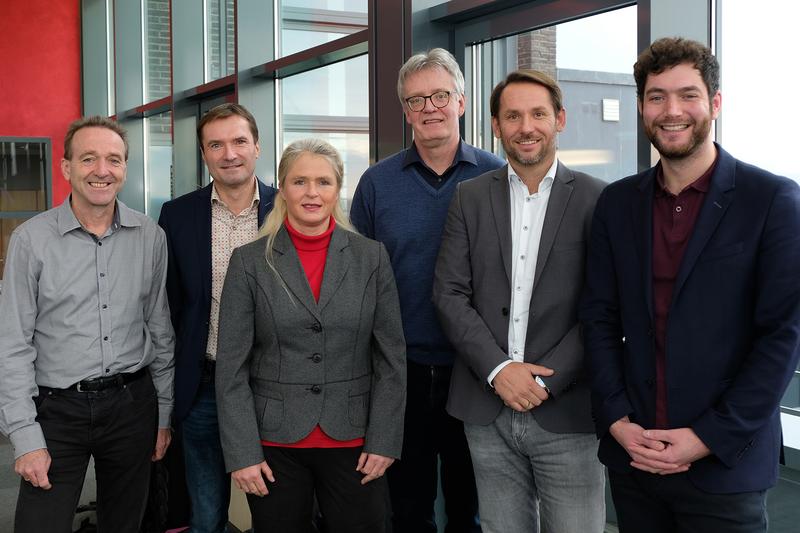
[255,140,261,159]
[556,107,566,132]
[403,105,413,125]
[61,158,71,183]
[491,117,501,139]
[710,90,721,120]
[637,98,643,116]
[456,92,466,118]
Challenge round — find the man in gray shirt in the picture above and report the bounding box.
[0,116,175,532]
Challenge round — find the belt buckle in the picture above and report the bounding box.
[76,381,86,393]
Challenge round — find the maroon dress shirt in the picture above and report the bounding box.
[651,157,717,428]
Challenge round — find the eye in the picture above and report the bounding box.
[534,111,546,119]
[505,112,519,121]
[648,95,664,103]
[407,96,423,107]
[81,156,96,165]
[319,178,333,186]
[209,142,221,150]
[433,91,450,104]
[109,158,123,166]
[235,138,247,145]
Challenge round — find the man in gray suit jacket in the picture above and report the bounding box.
[433,70,606,533]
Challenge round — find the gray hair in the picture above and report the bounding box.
[397,48,465,105]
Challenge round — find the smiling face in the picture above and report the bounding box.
[639,62,720,161]
[402,66,465,149]
[200,115,260,191]
[61,126,127,214]
[280,152,340,236]
[491,81,565,174]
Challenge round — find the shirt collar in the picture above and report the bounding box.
[401,139,477,170]
[57,196,134,236]
[655,154,717,198]
[211,178,260,209]
[507,158,559,192]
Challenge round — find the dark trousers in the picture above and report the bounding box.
[15,372,158,533]
[248,446,388,533]
[609,469,767,533]
[388,361,480,533]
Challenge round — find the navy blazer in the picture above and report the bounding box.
[158,180,276,423]
[581,145,800,493]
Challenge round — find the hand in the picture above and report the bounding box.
[232,461,275,497]
[152,428,172,461]
[608,417,686,475]
[633,428,711,475]
[15,449,52,490]
[492,362,554,412]
[357,452,394,485]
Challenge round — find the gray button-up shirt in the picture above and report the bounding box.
[0,198,175,458]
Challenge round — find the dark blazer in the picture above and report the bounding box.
[581,145,800,493]
[214,226,406,473]
[157,180,276,423]
[433,163,605,433]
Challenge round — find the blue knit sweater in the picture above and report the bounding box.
[351,142,505,365]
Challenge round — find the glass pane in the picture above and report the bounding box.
[721,1,800,182]
[206,0,236,81]
[0,217,29,281]
[0,141,48,212]
[279,0,367,57]
[280,55,369,213]
[468,6,638,182]
[146,112,173,220]
[783,374,800,411]
[144,0,171,102]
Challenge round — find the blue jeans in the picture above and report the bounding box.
[464,407,605,533]
[183,378,230,533]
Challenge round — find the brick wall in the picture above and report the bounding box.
[516,26,556,79]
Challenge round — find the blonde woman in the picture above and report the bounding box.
[215,138,406,532]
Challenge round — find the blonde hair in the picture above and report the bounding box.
[260,138,354,268]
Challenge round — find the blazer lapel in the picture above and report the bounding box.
[672,149,735,301]
[317,228,350,312]
[533,163,573,290]
[271,228,321,318]
[197,185,213,300]
[632,170,656,321]
[490,166,513,284]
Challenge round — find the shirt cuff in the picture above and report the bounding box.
[487,359,513,387]
[157,405,173,429]
[9,424,47,460]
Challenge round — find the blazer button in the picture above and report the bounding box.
[501,307,509,316]
[310,385,322,394]
[310,323,322,333]
[312,353,322,363]
[645,378,655,388]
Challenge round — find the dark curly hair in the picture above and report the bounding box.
[633,37,719,100]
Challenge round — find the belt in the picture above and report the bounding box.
[63,368,147,392]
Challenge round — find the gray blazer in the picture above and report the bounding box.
[216,225,406,472]
[433,163,604,433]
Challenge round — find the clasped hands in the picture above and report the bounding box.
[609,416,711,475]
[492,362,553,412]
[232,452,394,497]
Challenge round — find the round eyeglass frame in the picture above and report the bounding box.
[404,91,452,112]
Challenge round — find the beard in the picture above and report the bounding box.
[645,114,712,160]
[502,135,556,168]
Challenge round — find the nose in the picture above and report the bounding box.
[94,159,111,176]
[305,181,319,197]
[519,113,535,133]
[665,95,682,116]
[422,95,438,112]
[222,143,236,159]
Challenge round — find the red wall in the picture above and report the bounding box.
[0,0,82,206]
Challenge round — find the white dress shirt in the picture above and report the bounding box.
[488,158,559,385]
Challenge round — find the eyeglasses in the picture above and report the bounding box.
[404,91,452,112]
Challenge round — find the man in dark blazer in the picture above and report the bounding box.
[580,37,800,532]
[433,70,606,533]
[158,103,275,533]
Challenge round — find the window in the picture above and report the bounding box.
[145,111,173,220]
[467,5,638,182]
[279,0,367,58]
[279,55,369,212]
[0,139,51,280]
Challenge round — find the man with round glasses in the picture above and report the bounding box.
[351,48,504,532]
